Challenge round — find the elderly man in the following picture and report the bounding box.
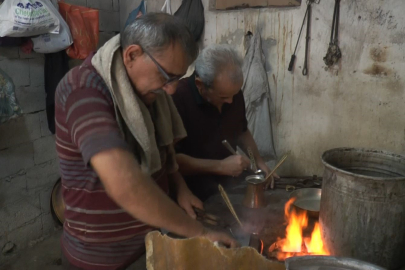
[172,45,274,201]
[55,14,237,270]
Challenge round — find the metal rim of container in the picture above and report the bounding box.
[321,147,405,181]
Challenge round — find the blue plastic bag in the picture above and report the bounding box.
[124,0,146,29]
[0,68,22,124]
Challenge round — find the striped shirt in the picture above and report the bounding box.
[55,53,169,270]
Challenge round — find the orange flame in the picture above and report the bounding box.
[272,198,329,261]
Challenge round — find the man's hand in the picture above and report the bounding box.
[219,155,251,177]
[201,228,240,248]
[177,185,204,219]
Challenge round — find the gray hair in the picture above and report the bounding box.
[121,13,198,63]
[195,44,243,87]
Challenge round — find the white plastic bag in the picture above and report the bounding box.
[31,1,72,53]
[0,0,60,37]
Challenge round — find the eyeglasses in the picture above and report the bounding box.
[143,49,183,86]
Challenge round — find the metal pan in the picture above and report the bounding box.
[289,188,321,218]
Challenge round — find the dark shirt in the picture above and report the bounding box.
[172,73,248,201]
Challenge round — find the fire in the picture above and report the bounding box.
[272,198,329,261]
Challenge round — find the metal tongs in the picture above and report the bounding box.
[221,140,259,174]
[194,207,224,227]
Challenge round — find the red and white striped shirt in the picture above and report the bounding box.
[55,53,169,270]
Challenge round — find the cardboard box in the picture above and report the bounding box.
[215,0,301,10]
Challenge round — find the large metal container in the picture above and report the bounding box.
[320,148,405,269]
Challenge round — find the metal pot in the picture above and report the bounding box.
[51,178,65,224]
[289,188,321,218]
[320,148,405,269]
[243,174,267,208]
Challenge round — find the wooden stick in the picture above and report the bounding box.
[265,154,288,182]
[218,185,243,228]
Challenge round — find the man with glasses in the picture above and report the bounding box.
[172,44,275,201]
[55,14,237,270]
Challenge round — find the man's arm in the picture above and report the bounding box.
[91,148,204,238]
[176,153,250,177]
[91,148,238,247]
[176,154,222,176]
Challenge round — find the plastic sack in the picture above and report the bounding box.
[241,32,276,161]
[174,0,204,42]
[0,68,22,124]
[0,0,60,37]
[32,2,73,53]
[124,0,146,29]
[59,2,99,60]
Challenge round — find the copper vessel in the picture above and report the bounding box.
[243,174,267,208]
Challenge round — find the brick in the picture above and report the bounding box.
[18,48,44,59]
[0,174,27,209]
[0,142,35,179]
[0,113,41,150]
[0,59,30,87]
[99,10,121,32]
[39,110,53,137]
[5,217,43,251]
[63,0,86,6]
[26,159,59,192]
[0,195,41,232]
[98,31,117,48]
[33,136,57,165]
[0,47,19,60]
[29,58,45,86]
[113,0,119,11]
[87,0,114,11]
[15,85,46,114]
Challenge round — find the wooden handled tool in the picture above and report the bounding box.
[218,184,243,228]
[265,154,288,189]
[247,147,258,173]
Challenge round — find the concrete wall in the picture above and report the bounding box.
[0,0,120,262]
[199,0,405,175]
[122,0,405,176]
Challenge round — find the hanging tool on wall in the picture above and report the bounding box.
[288,0,320,75]
[323,0,341,67]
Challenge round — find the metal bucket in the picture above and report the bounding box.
[320,148,405,269]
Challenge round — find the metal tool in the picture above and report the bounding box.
[193,207,224,227]
[275,178,322,190]
[247,147,258,173]
[288,0,319,74]
[222,140,237,155]
[288,3,309,71]
[222,140,255,173]
[323,0,342,67]
[302,0,313,76]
